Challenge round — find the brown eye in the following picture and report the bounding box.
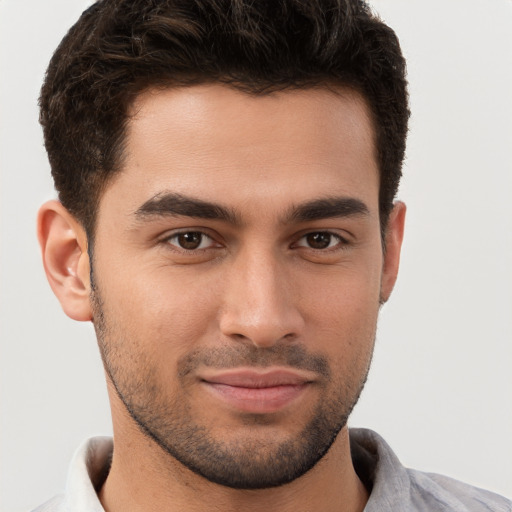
[294,231,346,251]
[305,232,335,249]
[168,231,213,250]
[178,232,202,249]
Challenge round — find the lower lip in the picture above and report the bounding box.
[203,382,308,414]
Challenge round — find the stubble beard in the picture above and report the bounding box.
[91,287,374,490]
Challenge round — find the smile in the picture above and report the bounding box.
[200,368,313,414]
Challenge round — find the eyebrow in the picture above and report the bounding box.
[286,197,370,223]
[134,192,369,225]
[134,192,240,224]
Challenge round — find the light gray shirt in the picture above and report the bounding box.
[33,428,511,512]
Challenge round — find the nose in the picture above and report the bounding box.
[219,249,305,348]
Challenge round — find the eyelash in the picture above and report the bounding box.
[162,230,349,252]
[164,231,219,251]
[293,231,349,251]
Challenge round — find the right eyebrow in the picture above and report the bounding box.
[133,192,240,225]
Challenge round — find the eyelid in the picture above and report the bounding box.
[161,228,223,251]
[292,230,351,250]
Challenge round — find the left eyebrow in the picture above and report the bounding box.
[286,197,370,223]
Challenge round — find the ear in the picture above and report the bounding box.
[37,200,93,321]
[380,201,406,303]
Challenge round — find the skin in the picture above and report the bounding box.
[38,84,405,512]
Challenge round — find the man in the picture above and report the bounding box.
[32,0,510,511]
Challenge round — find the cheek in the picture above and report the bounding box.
[300,262,382,359]
[303,256,382,320]
[96,260,223,357]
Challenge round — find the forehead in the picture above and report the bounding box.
[101,84,379,218]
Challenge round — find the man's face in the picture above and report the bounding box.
[89,85,400,488]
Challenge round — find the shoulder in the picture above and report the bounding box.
[31,494,65,512]
[406,468,512,512]
[30,436,112,512]
[349,428,512,512]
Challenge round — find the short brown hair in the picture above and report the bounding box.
[39,0,409,239]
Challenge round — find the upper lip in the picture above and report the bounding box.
[200,368,314,388]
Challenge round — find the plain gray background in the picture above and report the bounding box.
[1,1,511,510]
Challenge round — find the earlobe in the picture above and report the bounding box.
[380,201,406,304]
[37,200,93,321]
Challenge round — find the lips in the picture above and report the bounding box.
[200,369,313,413]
